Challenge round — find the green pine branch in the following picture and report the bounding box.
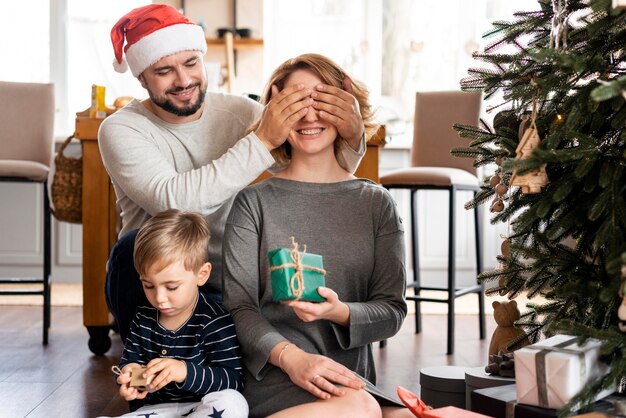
[452,0,626,411]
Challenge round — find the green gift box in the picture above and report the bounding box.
[268,238,326,303]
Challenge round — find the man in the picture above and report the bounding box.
[99,4,366,343]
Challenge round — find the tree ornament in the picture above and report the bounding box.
[550,0,569,49]
[495,183,508,195]
[490,198,505,213]
[489,156,509,212]
[490,174,501,188]
[501,238,511,257]
[497,238,511,295]
[510,93,549,194]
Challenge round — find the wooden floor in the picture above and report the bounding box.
[0,305,496,418]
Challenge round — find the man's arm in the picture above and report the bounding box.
[98,99,275,218]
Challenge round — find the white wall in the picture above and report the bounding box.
[0,180,82,284]
[182,0,265,95]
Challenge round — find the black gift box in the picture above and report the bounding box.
[471,384,555,418]
[471,384,624,418]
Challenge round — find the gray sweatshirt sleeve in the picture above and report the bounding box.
[222,192,285,380]
[332,191,407,349]
[336,135,366,174]
[98,110,275,217]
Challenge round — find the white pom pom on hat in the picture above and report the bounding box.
[112,57,128,74]
[110,4,207,77]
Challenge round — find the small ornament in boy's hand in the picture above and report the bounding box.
[111,365,154,392]
[268,237,327,303]
[130,365,154,390]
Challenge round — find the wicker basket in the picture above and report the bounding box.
[51,135,82,223]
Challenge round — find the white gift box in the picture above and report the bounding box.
[613,0,626,8]
[514,334,615,409]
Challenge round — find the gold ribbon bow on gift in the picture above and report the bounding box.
[269,237,327,300]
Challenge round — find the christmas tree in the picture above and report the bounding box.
[453,0,626,414]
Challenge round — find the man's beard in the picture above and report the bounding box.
[149,83,207,117]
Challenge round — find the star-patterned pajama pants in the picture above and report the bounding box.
[97,389,248,418]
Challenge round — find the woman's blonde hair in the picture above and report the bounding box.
[249,53,377,166]
[133,209,210,278]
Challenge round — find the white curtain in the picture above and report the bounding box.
[264,0,382,100]
[63,0,150,135]
[381,0,538,122]
[264,0,538,129]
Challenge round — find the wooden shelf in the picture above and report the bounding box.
[206,37,264,50]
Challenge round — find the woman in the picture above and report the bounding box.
[222,54,411,418]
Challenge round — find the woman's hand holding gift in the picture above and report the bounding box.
[286,286,350,326]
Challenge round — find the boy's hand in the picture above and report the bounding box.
[144,358,187,392]
[117,364,149,401]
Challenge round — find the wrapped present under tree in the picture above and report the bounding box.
[514,335,614,410]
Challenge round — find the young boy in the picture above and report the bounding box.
[111,209,247,418]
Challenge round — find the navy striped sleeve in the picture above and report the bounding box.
[176,297,244,394]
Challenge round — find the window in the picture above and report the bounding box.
[64,0,150,135]
[264,0,538,134]
[381,0,539,123]
[264,0,382,99]
[0,0,149,137]
[0,1,50,82]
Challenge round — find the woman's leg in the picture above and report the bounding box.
[382,406,418,418]
[268,387,382,418]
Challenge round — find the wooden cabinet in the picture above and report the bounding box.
[74,115,117,355]
[354,125,386,183]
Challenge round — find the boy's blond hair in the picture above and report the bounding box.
[133,209,210,278]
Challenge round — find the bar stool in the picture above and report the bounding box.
[0,81,55,344]
[380,91,485,355]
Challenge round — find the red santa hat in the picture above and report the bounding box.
[111,4,207,77]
